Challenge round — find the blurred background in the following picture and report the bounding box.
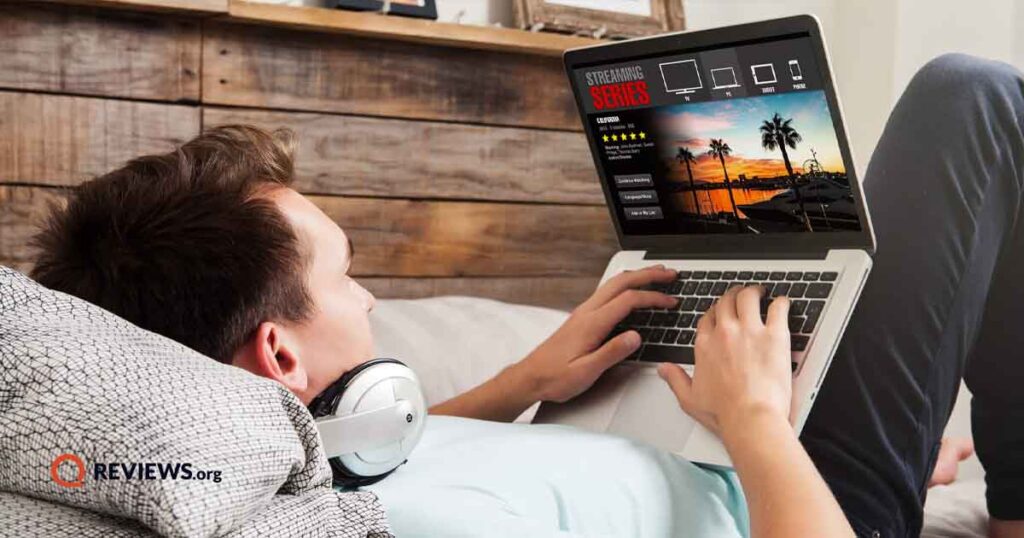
[434,0,1024,177]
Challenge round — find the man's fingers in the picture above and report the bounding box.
[698,298,716,333]
[657,363,694,412]
[765,296,791,330]
[581,265,677,310]
[594,289,678,330]
[715,285,742,324]
[735,285,764,326]
[579,330,642,374]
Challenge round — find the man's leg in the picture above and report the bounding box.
[800,53,1024,536]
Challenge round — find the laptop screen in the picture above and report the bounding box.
[571,33,863,236]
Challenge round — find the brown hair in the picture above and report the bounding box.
[31,125,314,363]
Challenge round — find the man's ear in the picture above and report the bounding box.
[232,322,309,396]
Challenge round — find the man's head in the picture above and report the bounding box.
[31,125,376,404]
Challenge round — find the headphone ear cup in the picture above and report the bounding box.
[329,457,403,489]
[312,358,426,488]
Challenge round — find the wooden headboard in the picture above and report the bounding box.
[0,1,618,310]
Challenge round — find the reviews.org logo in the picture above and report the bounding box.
[50,453,223,488]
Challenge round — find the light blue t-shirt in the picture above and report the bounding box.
[351,416,749,537]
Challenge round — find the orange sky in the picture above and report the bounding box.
[668,153,801,183]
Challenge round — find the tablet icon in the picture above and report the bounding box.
[789,59,803,81]
[710,67,741,90]
[751,63,777,85]
[659,59,703,95]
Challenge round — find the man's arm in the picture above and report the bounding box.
[429,265,679,422]
[992,520,1024,538]
[658,285,854,538]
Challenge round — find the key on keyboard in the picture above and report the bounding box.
[612,268,840,370]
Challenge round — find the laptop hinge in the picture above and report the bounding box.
[644,250,828,260]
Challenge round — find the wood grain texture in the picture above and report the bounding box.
[360,276,596,310]
[312,195,616,277]
[0,187,617,280]
[0,91,200,186]
[0,3,201,101]
[228,1,599,57]
[204,107,602,204]
[0,184,600,307]
[34,0,228,14]
[0,186,63,274]
[202,21,581,131]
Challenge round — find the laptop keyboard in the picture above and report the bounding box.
[611,269,839,371]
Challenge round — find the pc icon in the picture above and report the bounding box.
[710,67,741,90]
[659,59,703,95]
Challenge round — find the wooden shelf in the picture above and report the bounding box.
[36,0,228,15]
[226,1,603,57]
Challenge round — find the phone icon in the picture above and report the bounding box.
[789,60,803,81]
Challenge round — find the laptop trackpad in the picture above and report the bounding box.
[606,367,694,453]
[532,365,634,431]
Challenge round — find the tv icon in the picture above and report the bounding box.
[659,59,703,95]
[751,63,777,85]
[710,67,741,90]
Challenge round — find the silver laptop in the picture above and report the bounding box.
[533,15,875,467]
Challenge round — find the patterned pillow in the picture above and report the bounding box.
[0,267,392,537]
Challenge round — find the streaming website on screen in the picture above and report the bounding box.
[572,34,863,236]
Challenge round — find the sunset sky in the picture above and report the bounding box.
[654,90,846,183]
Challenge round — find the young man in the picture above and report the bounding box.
[31,54,1021,537]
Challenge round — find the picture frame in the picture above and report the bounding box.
[514,0,685,39]
[334,0,438,20]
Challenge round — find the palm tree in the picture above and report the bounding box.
[760,112,813,231]
[706,138,742,229]
[675,146,702,220]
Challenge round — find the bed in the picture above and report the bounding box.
[368,296,990,537]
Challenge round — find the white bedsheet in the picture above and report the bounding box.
[370,296,988,536]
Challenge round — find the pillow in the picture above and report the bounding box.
[369,296,569,420]
[0,267,392,537]
[0,491,153,537]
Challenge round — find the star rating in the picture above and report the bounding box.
[602,131,649,144]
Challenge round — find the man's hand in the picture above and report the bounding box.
[511,265,678,404]
[429,265,677,422]
[658,285,855,538]
[658,284,793,435]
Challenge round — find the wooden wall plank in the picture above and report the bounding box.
[0,185,597,309]
[360,277,597,311]
[0,3,201,102]
[0,186,616,279]
[204,107,602,205]
[202,22,581,131]
[0,91,200,186]
[0,186,62,275]
[313,195,616,277]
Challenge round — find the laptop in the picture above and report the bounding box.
[532,15,875,467]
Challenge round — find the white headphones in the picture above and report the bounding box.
[308,358,427,488]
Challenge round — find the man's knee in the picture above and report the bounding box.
[904,53,1024,105]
